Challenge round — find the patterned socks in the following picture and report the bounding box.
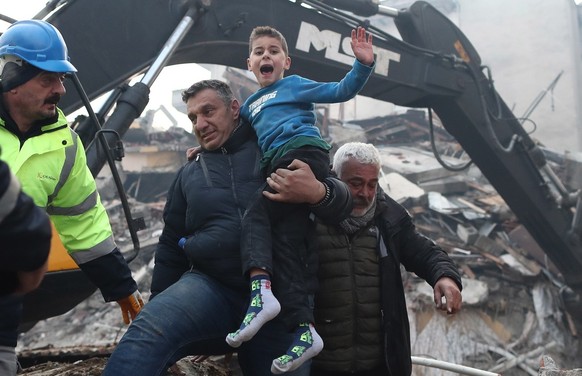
[271,323,324,374]
[226,276,324,374]
[226,275,281,347]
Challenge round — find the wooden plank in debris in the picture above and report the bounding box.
[456,197,488,214]
[495,237,541,276]
[508,225,560,275]
[466,180,497,195]
[476,195,507,207]
[18,357,109,376]
[479,251,505,266]
[18,345,114,368]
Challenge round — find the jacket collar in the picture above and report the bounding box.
[204,119,256,155]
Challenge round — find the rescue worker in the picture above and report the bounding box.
[0,19,144,372]
[0,159,52,375]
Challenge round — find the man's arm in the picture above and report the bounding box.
[391,198,462,313]
[50,136,142,323]
[263,159,352,222]
[0,160,51,296]
[151,166,191,298]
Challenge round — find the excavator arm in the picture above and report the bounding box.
[18,0,582,323]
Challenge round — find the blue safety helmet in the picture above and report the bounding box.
[0,19,77,73]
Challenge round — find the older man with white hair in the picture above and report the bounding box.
[267,142,463,376]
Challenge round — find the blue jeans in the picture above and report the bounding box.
[103,271,310,376]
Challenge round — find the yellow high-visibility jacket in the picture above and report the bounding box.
[0,107,136,301]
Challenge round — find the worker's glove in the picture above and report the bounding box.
[116,290,145,324]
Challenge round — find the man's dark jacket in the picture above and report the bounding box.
[314,190,462,375]
[377,193,462,375]
[150,121,352,297]
[151,122,263,295]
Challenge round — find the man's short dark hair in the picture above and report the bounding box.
[182,79,235,106]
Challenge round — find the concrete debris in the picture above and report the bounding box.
[380,172,426,204]
[539,356,582,376]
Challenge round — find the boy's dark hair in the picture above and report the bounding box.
[181,79,235,106]
[248,26,289,56]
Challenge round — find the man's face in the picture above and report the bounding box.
[8,71,66,121]
[247,36,291,88]
[340,159,379,217]
[186,88,240,151]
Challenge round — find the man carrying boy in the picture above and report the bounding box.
[225,25,374,373]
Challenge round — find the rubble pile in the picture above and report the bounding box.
[539,356,582,376]
[349,112,582,374]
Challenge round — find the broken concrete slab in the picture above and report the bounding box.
[539,355,582,375]
[377,145,460,183]
[457,223,479,245]
[418,174,469,195]
[379,171,426,204]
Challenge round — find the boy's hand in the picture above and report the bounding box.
[351,26,374,66]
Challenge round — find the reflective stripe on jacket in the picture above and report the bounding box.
[0,108,115,264]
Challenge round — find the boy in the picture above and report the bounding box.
[227,25,374,374]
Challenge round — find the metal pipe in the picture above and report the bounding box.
[411,356,501,376]
[141,6,198,87]
[70,73,143,260]
[378,4,399,17]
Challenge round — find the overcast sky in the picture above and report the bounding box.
[1,1,47,31]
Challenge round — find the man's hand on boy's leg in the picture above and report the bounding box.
[186,146,202,161]
[263,159,326,205]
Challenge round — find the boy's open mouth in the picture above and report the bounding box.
[260,65,274,74]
